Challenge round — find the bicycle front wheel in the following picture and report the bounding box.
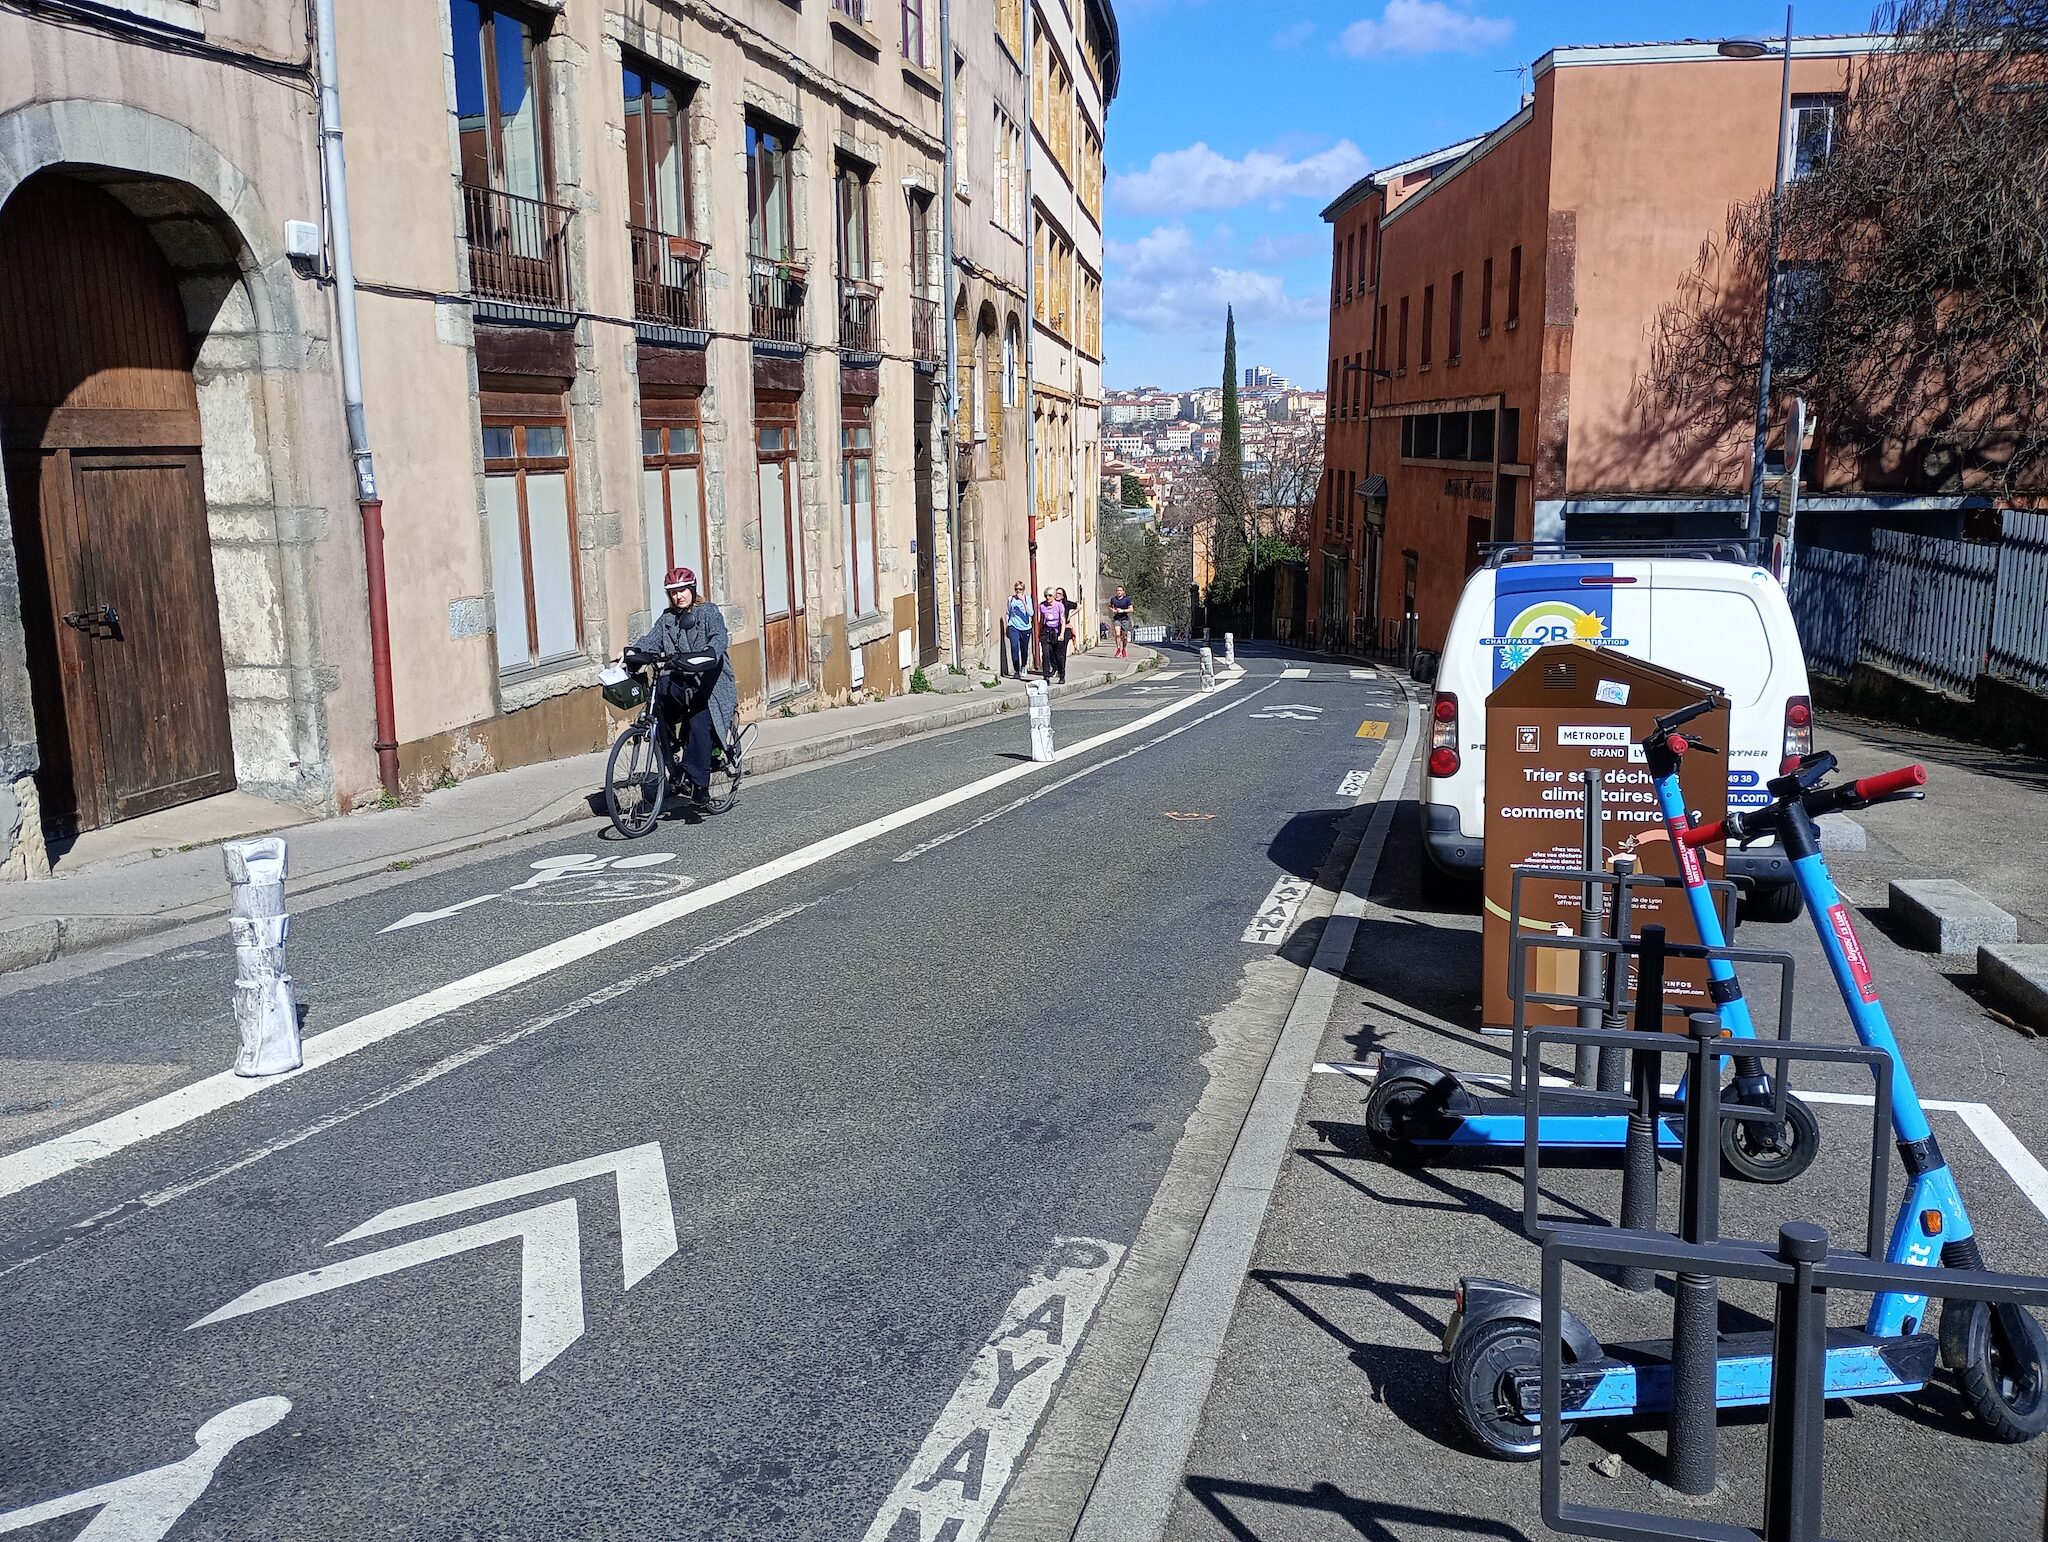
[604,723,668,837]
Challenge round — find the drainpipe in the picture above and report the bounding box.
[937,0,961,670]
[314,0,400,800]
[1022,33,1040,669]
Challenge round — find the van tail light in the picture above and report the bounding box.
[1429,692,1460,778]
[1781,695,1813,774]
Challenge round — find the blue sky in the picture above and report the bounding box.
[1100,0,1880,393]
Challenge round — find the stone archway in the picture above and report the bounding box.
[0,103,336,877]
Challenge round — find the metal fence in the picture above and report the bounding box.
[1858,529,1997,696]
[1990,510,2048,695]
[1786,547,1864,681]
[1790,512,2048,701]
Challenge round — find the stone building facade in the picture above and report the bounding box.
[0,0,1118,879]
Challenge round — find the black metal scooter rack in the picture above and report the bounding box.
[1519,1008,2048,1540]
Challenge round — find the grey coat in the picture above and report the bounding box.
[632,599,738,745]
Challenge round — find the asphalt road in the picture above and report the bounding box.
[1165,753,2048,1542]
[0,650,1403,1540]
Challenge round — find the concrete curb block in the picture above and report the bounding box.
[1890,878,2019,955]
[1978,944,2048,1031]
[0,661,1158,978]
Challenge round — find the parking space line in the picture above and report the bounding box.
[0,681,1243,1205]
[1311,1064,2048,1226]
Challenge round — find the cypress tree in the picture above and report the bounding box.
[1212,307,1249,606]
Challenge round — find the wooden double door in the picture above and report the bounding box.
[0,173,237,834]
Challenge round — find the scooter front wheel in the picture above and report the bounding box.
[1718,1092,1821,1185]
[1951,1299,2048,1442]
[1449,1319,1576,1460]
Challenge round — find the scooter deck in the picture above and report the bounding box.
[1507,1327,1937,1419]
[1428,1114,1682,1151]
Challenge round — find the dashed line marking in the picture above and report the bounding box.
[1281,666,1310,679]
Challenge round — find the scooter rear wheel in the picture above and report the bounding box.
[1718,1092,1821,1185]
[1363,1074,1440,1167]
[1952,1299,2048,1442]
[1449,1319,1576,1460]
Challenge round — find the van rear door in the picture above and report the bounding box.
[1646,565,1782,810]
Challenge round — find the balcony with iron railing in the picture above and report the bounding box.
[830,0,867,18]
[911,294,942,364]
[629,224,707,332]
[749,255,805,348]
[839,279,880,357]
[463,181,574,312]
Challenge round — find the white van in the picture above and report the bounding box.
[1421,544,1814,921]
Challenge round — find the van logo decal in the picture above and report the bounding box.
[1485,581,1632,686]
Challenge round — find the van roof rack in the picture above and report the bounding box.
[1482,540,1760,569]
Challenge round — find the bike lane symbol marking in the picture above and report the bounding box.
[0,1396,291,1540]
[380,853,689,933]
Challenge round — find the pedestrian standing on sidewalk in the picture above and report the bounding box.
[1110,584,1134,657]
[1039,588,1067,684]
[1057,588,1079,683]
[1005,581,1034,679]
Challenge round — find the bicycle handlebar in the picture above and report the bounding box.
[1678,762,1927,848]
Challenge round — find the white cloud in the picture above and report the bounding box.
[1105,225,1323,335]
[1110,140,1371,217]
[1272,19,1316,49]
[1339,0,1512,57]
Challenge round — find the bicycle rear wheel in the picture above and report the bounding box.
[604,723,668,837]
[703,733,742,814]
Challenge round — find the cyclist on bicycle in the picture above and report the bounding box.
[625,567,735,808]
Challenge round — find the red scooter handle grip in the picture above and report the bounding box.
[1680,817,1726,849]
[1854,764,1926,801]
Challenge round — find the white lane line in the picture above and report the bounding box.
[1281,666,1310,679]
[0,903,819,1279]
[861,1238,1123,1542]
[1311,1063,2048,1226]
[1242,875,1315,946]
[893,684,1276,864]
[1338,770,1369,797]
[1148,670,1185,681]
[0,682,1240,1205]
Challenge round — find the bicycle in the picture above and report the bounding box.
[599,649,747,839]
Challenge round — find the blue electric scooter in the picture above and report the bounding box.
[1444,703,2048,1458]
[1362,698,1817,1182]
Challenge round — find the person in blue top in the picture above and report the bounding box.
[1004,580,1034,679]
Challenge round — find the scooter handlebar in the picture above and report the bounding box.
[1854,763,1926,802]
[1679,817,1728,849]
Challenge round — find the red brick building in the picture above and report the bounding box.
[1309,35,1977,655]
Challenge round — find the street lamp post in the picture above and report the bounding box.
[1721,9,1796,556]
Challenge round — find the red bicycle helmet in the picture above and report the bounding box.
[663,566,698,593]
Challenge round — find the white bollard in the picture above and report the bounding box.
[1224,632,1236,667]
[1200,646,1217,692]
[224,837,301,1077]
[1025,679,1056,762]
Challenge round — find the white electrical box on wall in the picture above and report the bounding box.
[284,220,322,261]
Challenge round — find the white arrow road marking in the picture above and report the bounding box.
[1250,703,1324,721]
[1243,875,1315,945]
[190,1143,679,1381]
[860,1238,1123,1542]
[381,894,496,933]
[0,1396,292,1541]
[333,1141,678,1288]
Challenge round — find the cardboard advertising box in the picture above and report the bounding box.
[1481,645,1729,1030]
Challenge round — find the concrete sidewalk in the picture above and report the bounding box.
[0,643,1160,973]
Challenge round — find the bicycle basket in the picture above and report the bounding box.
[599,663,649,712]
